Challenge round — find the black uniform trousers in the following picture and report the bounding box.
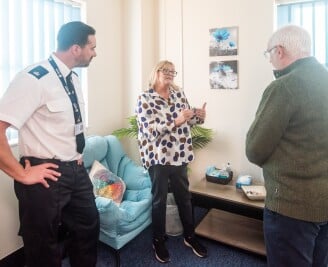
[15,157,100,267]
[148,164,194,240]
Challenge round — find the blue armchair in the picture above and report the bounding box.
[83,135,152,265]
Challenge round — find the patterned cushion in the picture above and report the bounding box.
[89,160,126,205]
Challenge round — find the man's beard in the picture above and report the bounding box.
[78,57,92,68]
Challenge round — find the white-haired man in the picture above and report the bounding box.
[246,25,328,267]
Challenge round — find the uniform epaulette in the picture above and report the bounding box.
[28,66,49,79]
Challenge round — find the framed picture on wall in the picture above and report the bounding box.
[209,26,238,56]
[209,60,238,89]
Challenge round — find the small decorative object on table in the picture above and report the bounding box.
[235,175,252,190]
[206,165,233,185]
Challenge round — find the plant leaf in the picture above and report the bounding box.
[112,116,138,139]
[112,115,214,150]
[191,125,214,150]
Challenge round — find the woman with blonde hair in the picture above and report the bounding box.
[136,60,207,263]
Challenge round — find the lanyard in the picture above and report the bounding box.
[48,56,82,124]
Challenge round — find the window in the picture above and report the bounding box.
[276,0,328,67]
[0,0,85,143]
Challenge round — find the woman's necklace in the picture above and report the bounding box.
[157,88,170,99]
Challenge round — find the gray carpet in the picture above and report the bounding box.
[63,207,267,267]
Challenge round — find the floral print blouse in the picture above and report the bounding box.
[136,88,202,169]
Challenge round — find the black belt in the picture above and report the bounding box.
[21,156,83,167]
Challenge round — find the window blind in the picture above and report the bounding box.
[0,0,82,141]
[277,0,328,66]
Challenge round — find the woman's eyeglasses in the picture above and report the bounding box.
[159,68,178,77]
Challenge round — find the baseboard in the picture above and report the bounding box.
[0,247,25,267]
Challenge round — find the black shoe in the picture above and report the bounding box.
[153,237,170,263]
[184,236,208,258]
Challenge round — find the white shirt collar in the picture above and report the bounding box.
[51,53,71,78]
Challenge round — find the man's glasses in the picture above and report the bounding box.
[159,68,178,77]
[263,45,278,59]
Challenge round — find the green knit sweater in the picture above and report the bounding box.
[246,57,328,222]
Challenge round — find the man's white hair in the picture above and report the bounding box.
[268,25,311,58]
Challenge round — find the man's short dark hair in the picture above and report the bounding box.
[57,21,96,51]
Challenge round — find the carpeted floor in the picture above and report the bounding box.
[63,207,267,267]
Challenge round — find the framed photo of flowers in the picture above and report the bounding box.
[209,27,238,56]
[209,60,238,89]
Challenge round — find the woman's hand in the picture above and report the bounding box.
[195,102,207,120]
[175,109,195,127]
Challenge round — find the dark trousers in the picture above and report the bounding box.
[264,207,328,267]
[15,157,100,267]
[148,164,194,239]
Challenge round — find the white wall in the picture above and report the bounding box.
[0,146,23,259]
[86,0,124,136]
[157,0,275,184]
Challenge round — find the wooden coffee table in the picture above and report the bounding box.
[190,178,266,256]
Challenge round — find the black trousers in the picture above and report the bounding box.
[15,157,100,267]
[148,164,194,239]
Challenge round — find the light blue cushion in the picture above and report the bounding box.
[124,188,152,202]
[120,158,151,190]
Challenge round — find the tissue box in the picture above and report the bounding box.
[206,166,233,185]
[236,175,252,189]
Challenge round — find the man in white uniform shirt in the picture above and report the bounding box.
[0,21,99,267]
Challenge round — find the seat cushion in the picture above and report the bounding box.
[96,196,151,236]
[124,188,152,202]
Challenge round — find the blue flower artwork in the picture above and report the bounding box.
[210,27,238,56]
[212,28,230,42]
[209,60,238,89]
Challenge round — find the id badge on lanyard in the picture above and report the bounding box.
[75,122,84,135]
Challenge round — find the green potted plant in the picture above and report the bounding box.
[112,115,214,150]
